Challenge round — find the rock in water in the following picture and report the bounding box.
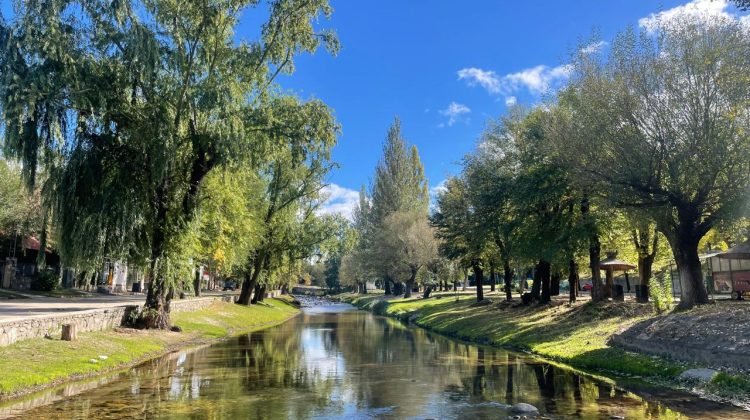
[678,368,719,382]
[510,403,539,415]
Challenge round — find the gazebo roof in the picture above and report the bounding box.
[699,249,724,260]
[599,252,635,271]
[717,240,750,260]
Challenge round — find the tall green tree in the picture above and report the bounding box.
[431,177,489,302]
[0,0,338,327]
[368,118,429,295]
[236,126,338,304]
[563,17,750,308]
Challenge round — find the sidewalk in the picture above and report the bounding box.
[0,294,145,322]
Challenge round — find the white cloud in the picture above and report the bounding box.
[580,40,608,54]
[457,68,501,94]
[503,64,573,95]
[458,63,573,100]
[639,0,733,32]
[429,179,448,207]
[439,101,471,126]
[504,96,517,107]
[318,183,359,220]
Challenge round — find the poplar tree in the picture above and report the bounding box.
[368,118,429,295]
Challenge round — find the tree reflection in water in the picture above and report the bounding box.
[7,307,744,419]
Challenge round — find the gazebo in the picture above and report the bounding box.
[599,251,636,301]
[715,240,750,300]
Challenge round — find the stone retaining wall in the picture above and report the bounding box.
[0,296,220,347]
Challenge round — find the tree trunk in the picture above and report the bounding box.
[472,261,484,302]
[462,268,468,291]
[589,234,604,301]
[423,285,433,299]
[539,260,551,303]
[633,226,658,303]
[604,269,614,299]
[404,269,417,298]
[503,260,513,301]
[251,282,262,304]
[384,276,392,295]
[668,229,709,308]
[238,253,265,305]
[453,281,458,291]
[193,267,201,297]
[582,196,605,302]
[143,254,171,329]
[393,281,404,296]
[489,263,496,292]
[568,259,579,303]
[551,272,561,296]
[531,263,541,301]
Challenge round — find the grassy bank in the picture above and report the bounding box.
[0,298,299,399]
[342,291,750,406]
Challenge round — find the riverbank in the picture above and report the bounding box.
[341,291,750,409]
[0,297,299,400]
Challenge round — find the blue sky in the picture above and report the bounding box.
[275,0,749,218]
[2,0,747,218]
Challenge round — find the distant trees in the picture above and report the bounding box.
[338,118,438,298]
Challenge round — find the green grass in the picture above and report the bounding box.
[710,372,750,395]
[0,298,299,398]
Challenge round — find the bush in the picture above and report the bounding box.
[649,272,673,313]
[31,270,60,291]
[711,372,750,394]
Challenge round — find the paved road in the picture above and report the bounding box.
[0,294,146,322]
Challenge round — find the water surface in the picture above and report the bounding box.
[1,304,745,419]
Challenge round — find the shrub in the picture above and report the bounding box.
[31,270,59,291]
[649,272,673,313]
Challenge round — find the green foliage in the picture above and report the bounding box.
[649,273,674,313]
[30,270,59,292]
[561,17,750,306]
[711,372,750,394]
[0,0,340,317]
[342,118,435,294]
[0,159,41,235]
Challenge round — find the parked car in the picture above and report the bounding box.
[581,282,593,292]
[223,280,237,291]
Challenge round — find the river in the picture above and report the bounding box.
[1,303,745,419]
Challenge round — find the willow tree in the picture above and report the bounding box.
[187,167,266,295]
[236,109,338,305]
[564,17,750,308]
[375,210,437,298]
[0,0,338,327]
